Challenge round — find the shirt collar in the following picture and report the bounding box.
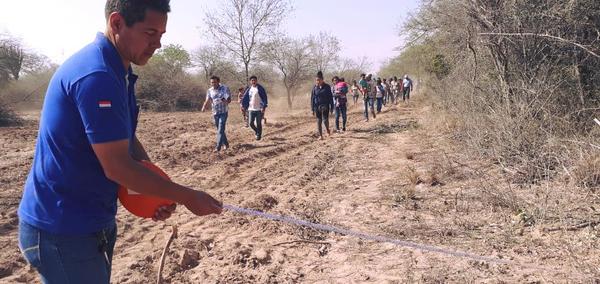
[94,32,128,80]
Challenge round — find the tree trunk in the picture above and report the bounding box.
[286,88,293,109]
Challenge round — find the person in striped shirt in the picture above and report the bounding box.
[201,75,232,151]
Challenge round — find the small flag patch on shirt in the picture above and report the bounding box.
[98,100,112,108]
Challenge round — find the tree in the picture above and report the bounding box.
[135,45,202,111]
[333,56,371,81]
[307,32,341,75]
[0,33,24,87]
[203,0,291,82]
[261,36,312,109]
[191,45,243,86]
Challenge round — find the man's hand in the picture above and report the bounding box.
[183,190,223,216]
[152,203,177,221]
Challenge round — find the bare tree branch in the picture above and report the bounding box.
[479,32,600,59]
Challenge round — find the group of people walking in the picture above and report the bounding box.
[202,71,414,148]
[358,73,413,121]
[310,71,414,139]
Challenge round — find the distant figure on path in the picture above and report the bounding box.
[361,74,376,121]
[311,71,334,140]
[375,78,385,113]
[350,79,361,105]
[332,76,349,132]
[237,87,248,127]
[402,74,413,104]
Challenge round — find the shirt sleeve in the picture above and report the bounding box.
[72,72,130,144]
[223,86,231,100]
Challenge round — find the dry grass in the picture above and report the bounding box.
[402,165,423,185]
[571,152,600,191]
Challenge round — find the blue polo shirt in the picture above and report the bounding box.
[18,33,139,235]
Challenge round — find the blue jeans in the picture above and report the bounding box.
[335,104,347,131]
[248,110,263,140]
[213,112,229,150]
[376,97,383,112]
[363,98,374,119]
[18,220,117,284]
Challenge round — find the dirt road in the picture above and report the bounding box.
[0,99,596,283]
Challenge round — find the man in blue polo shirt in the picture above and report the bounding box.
[17,1,222,283]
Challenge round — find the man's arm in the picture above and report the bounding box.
[91,140,222,216]
[201,97,211,112]
[131,135,150,161]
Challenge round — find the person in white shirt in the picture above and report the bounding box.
[241,75,269,140]
[402,74,413,104]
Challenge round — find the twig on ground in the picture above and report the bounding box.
[157,224,178,284]
[273,240,331,246]
[544,220,600,232]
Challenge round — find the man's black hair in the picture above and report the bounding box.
[105,0,171,27]
[316,71,324,80]
[249,75,258,81]
[360,73,366,77]
[210,75,220,82]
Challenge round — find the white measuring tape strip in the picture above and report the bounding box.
[594,118,600,127]
[223,204,550,271]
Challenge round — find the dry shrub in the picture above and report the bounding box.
[393,185,417,203]
[571,152,600,190]
[0,103,21,126]
[386,0,600,187]
[402,165,423,185]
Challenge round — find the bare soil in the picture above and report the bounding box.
[1,97,599,283]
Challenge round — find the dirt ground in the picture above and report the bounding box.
[1,95,600,283]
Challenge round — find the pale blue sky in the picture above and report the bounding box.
[0,0,419,72]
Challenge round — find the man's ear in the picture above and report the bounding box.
[108,12,125,33]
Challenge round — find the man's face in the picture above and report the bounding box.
[316,78,323,86]
[210,79,220,88]
[250,78,257,86]
[117,10,167,66]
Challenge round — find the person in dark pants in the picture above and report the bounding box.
[17,1,222,283]
[241,75,268,140]
[311,71,334,140]
[375,78,385,113]
[332,76,349,132]
[402,74,413,104]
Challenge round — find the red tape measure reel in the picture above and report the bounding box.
[118,160,176,218]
